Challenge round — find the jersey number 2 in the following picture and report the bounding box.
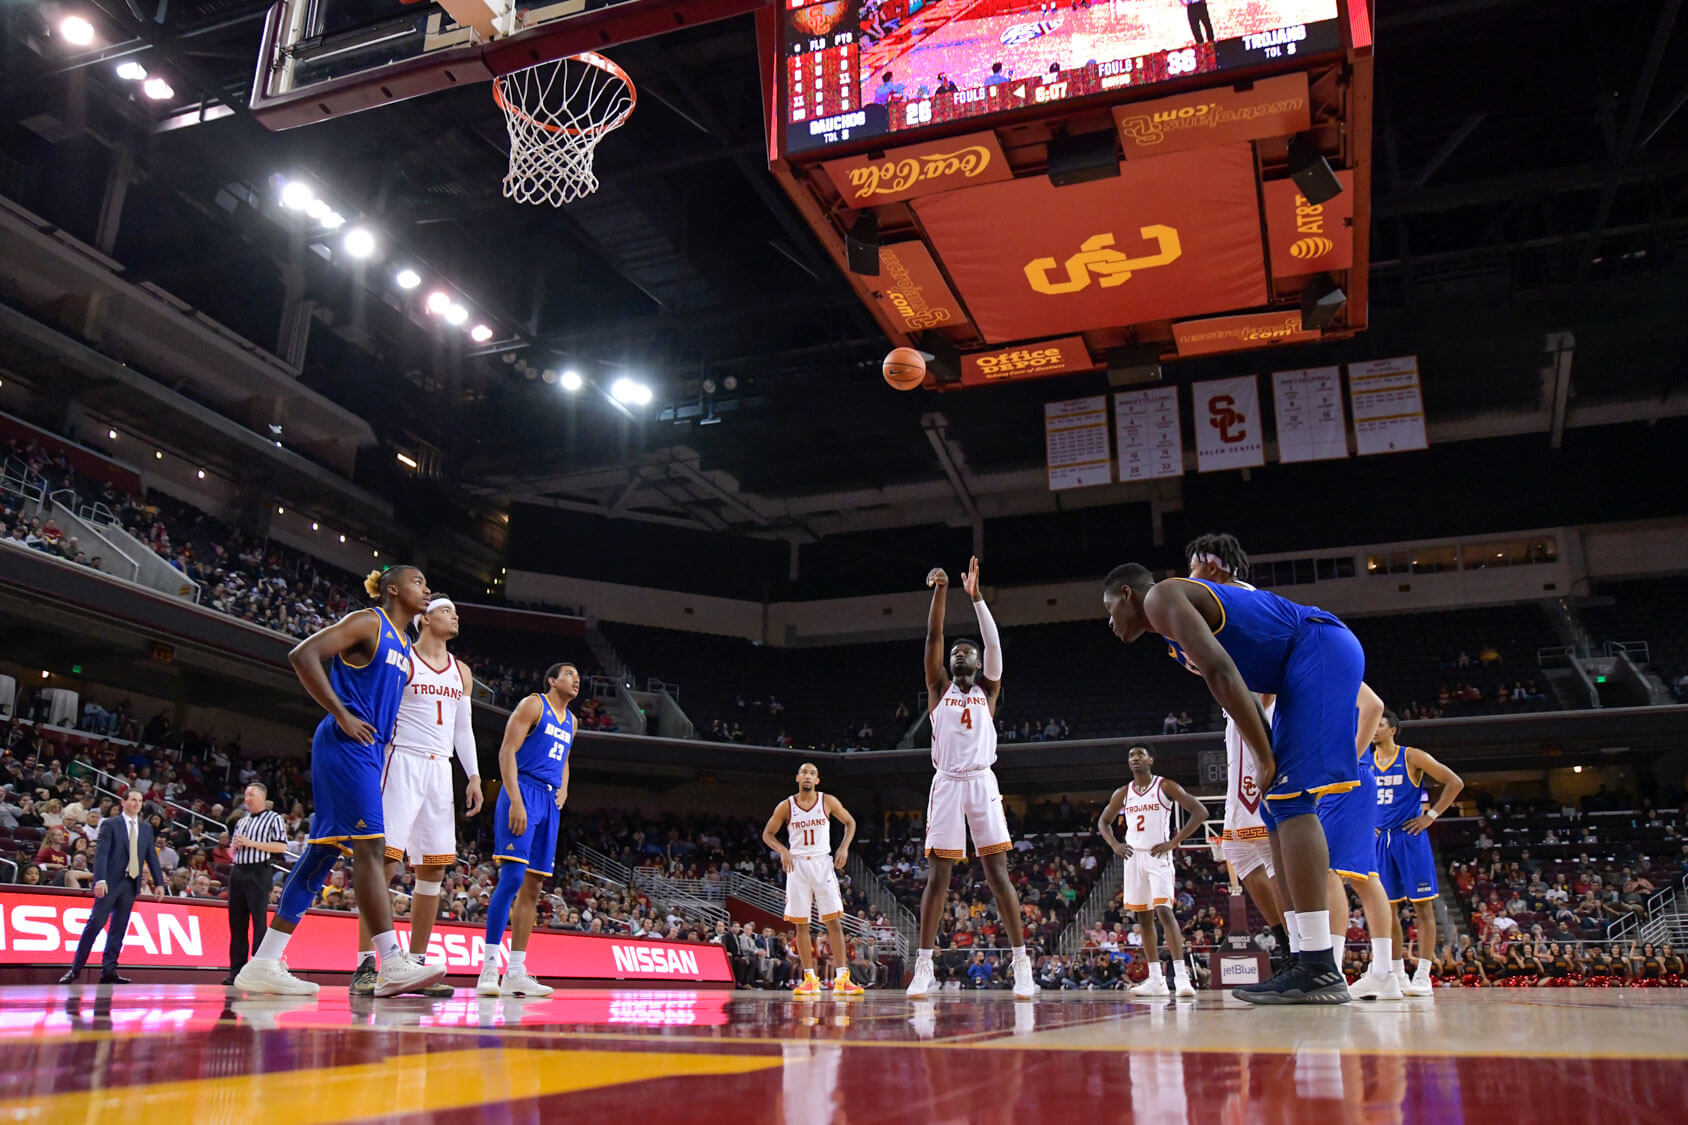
[1134,814,1146,832]
[959,708,972,731]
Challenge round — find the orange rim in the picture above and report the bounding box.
[493,51,637,139]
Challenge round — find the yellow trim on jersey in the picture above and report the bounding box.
[925,847,966,860]
[1371,746,1401,774]
[383,846,406,863]
[308,833,384,845]
[495,855,530,866]
[1164,576,1226,635]
[1333,867,1379,881]
[1402,746,1426,787]
[1308,779,1362,797]
[976,841,1014,857]
[820,910,845,921]
[1221,826,1269,841]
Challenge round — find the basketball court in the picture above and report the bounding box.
[4,985,1683,1121]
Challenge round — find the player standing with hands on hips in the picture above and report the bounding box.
[762,762,864,996]
[906,558,1037,1001]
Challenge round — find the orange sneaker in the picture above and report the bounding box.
[792,970,822,997]
[833,971,865,997]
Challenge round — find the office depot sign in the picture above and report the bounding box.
[0,889,731,983]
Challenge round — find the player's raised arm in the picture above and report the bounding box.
[924,567,951,706]
[287,610,382,744]
[1154,778,1211,858]
[1144,583,1275,784]
[1402,748,1464,834]
[963,556,1003,706]
[824,794,857,870]
[1098,784,1131,858]
[454,659,484,815]
[762,800,793,872]
[1356,682,1385,755]
[496,694,544,837]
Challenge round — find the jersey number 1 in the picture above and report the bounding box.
[802,829,815,847]
[435,701,444,726]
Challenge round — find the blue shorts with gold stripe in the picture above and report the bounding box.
[493,778,560,877]
[1260,619,1365,821]
[306,719,385,847]
[1316,783,1379,880]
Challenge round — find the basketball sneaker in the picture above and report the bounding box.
[1233,959,1351,1005]
[793,969,823,997]
[1173,971,1198,999]
[413,955,455,998]
[906,959,937,998]
[1348,971,1404,1000]
[476,962,502,997]
[349,956,378,998]
[233,957,320,996]
[1404,963,1435,997]
[374,955,447,998]
[833,970,865,997]
[1131,975,1171,998]
[1011,955,1038,1001]
[500,970,554,998]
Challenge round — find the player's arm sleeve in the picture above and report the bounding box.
[973,597,1003,679]
[453,698,479,777]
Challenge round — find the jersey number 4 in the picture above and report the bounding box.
[959,708,972,731]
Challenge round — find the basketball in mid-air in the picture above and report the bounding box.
[883,347,927,391]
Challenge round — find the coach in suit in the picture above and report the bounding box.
[59,788,162,984]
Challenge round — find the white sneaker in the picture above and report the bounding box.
[1173,973,1197,999]
[1012,956,1038,1001]
[476,963,502,997]
[906,960,937,999]
[1403,972,1434,997]
[374,956,448,998]
[500,970,554,997]
[233,957,319,996]
[1349,971,1404,1000]
[1131,977,1171,997]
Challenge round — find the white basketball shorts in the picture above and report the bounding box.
[1124,850,1175,913]
[784,853,845,922]
[1221,831,1275,882]
[380,744,458,867]
[924,769,1012,860]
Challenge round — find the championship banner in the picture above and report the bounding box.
[821,131,1012,206]
[875,241,970,333]
[0,889,734,982]
[1113,73,1311,159]
[957,336,1094,387]
[1263,172,1356,278]
[913,144,1266,343]
[1172,309,1322,357]
[1192,375,1265,472]
[1114,386,1183,481]
[1349,355,1428,455]
[1045,395,1112,491]
[1271,366,1348,463]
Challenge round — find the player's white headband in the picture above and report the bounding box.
[1192,552,1231,574]
[425,597,455,614]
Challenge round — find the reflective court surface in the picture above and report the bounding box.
[3,985,1684,1123]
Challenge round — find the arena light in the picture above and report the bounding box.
[280,180,314,211]
[107,428,117,439]
[276,506,285,515]
[425,291,451,315]
[195,468,206,479]
[311,522,319,531]
[338,534,346,543]
[115,61,147,81]
[154,450,163,460]
[396,452,418,469]
[342,227,377,259]
[444,304,469,326]
[142,77,174,101]
[560,369,584,392]
[470,324,493,343]
[372,550,380,559]
[395,268,421,290]
[611,377,653,406]
[306,198,331,221]
[60,15,96,46]
[322,210,346,229]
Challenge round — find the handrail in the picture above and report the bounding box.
[71,759,228,847]
[0,857,16,882]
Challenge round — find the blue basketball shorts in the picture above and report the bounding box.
[1377,827,1439,901]
[306,720,385,847]
[1262,620,1365,821]
[493,779,561,877]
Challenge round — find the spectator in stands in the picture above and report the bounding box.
[1162,711,1179,735]
[33,826,70,875]
[966,951,997,989]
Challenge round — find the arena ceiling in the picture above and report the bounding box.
[3,0,1687,546]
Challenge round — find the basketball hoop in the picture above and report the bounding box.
[493,51,636,207]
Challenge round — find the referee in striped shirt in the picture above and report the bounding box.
[225,783,287,986]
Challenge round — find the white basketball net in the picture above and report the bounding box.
[494,51,635,207]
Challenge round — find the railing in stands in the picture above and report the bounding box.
[844,852,919,955]
[71,759,228,849]
[573,844,728,928]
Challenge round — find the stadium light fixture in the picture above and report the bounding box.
[154,450,163,460]
[338,534,346,543]
[276,506,285,515]
[396,452,419,469]
[115,61,146,81]
[470,324,493,343]
[195,469,206,479]
[280,181,313,211]
[343,227,377,259]
[307,198,331,221]
[611,377,653,406]
[60,15,96,46]
[560,370,583,392]
[311,522,319,531]
[444,304,469,326]
[425,291,452,315]
[322,210,346,229]
[395,268,421,290]
[107,428,117,439]
[372,550,380,559]
[142,77,174,100]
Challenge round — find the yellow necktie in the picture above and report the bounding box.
[127,817,141,879]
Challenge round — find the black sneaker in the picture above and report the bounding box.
[1233,960,1351,1005]
[1234,961,1300,995]
[350,958,378,998]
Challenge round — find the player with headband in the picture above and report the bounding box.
[349,595,483,997]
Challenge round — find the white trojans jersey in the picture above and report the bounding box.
[930,682,996,773]
[1121,777,1173,850]
[1222,699,1275,838]
[390,650,464,754]
[786,793,831,857]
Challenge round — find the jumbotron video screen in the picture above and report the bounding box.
[780,0,1341,155]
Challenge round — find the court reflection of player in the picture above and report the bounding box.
[1183,0,1215,43]
[1131,1050,1191,1124]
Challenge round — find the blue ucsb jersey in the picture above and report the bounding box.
[515,694,575,789]
[1161,578,1349,694]
[319,607,412,747]
[1371,747,1427,831]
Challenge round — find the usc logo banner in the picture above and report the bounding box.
[1023,227,1182,295]
[1263,172,1355,278]
[1192,375,1264,472]
[912,145,1265,343]
[821,131,1011,206]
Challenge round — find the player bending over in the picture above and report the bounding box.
[351,596,483,997]
[236,566,445,997]
[1098,746,1209,997]
[762,762,864,997]
[476,663,578,998]
[907,557,1036,1001]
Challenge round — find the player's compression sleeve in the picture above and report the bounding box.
[454,695,479,777]
[974,597,1003,680]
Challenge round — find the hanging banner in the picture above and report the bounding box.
[1263,172,1356,278]
[1114,386,1183,481]
[1349,355,1428,455]
[1171,309,1322,357]
[1113,73,1311,159]
[875,241,970,333]
[1192,375,1265,472]
[1271,366,1348,463]
[1045,395,1112,491]
[821,131,1013,207]
[957,336,1095,387]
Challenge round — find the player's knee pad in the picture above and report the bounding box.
[277,844,341,924]
[412,879,443,896]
